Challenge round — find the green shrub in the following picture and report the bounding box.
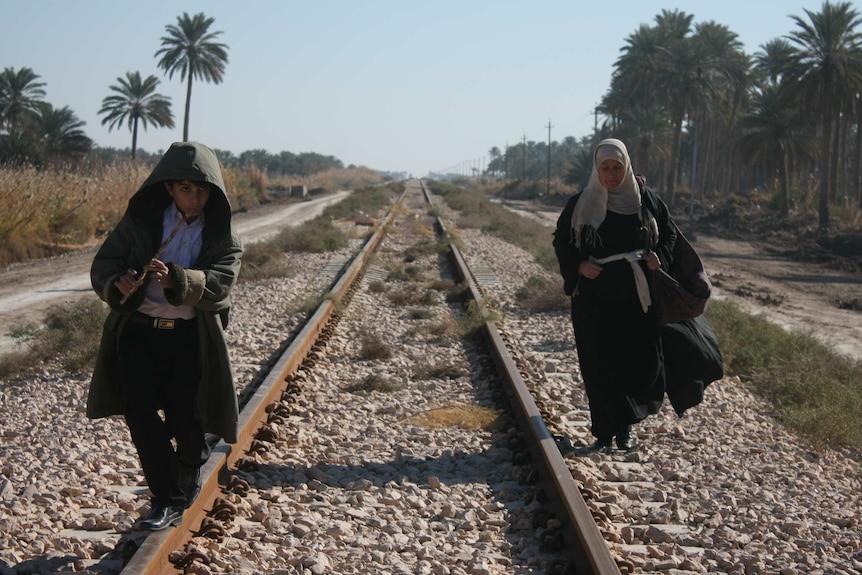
[238,240,295,282]
[347,374,402,394]
[275,218,348,253]
[707,299,862,450]
[515,274,569,313]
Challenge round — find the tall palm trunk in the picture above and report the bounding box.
[131,118,139,160]
[819,89,833,229]
[829,111,841,203]
[665,105,685,208]
[183,75,193,141]
[779,143,790,217]
[854,97,862,208]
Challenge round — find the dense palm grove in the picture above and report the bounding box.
[0,11,345,177]
[485,3,862,230]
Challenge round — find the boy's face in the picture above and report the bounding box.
[165,180,211,221]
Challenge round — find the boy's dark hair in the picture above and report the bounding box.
[165,179,212,191]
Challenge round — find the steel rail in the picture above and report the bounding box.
[420,180,622,575]
[120,190,405,575]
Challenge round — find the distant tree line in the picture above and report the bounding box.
[487,2,862,229]
[0,12,345,178]
[82,146,345,177]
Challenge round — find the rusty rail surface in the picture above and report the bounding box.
[120,189,404,575]
[421,180,621,575]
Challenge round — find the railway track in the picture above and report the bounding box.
[110,180,621,574]
[3,180,861,574]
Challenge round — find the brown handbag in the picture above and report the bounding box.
[652,220,712,325]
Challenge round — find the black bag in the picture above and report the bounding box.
[652,221,711,325]
[662,314,724,416]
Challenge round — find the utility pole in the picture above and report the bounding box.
[546,119,553,196]
[521,134,526,180]
[504,143,509,181]
[594,103,598,141]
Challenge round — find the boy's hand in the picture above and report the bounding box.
[144,258,174,288]
[114,268,142,295]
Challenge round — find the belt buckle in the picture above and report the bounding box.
[155,318,175,330]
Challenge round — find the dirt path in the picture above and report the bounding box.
[694,233,862,360]
[0,191,349,358]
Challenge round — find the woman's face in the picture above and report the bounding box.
[598,159,625,190]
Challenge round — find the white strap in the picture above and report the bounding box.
[592,250,652,313]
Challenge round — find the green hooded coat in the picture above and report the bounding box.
[88,142,243,443]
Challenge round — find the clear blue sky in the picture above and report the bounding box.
[1,0,843,177]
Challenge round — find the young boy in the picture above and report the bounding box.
[88,142,242,530]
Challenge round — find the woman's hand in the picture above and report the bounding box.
[645,251,661,271]
[578,260,603,279]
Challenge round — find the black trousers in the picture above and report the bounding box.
[119,317,209,507]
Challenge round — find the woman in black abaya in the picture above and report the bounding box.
[553,138,676,453]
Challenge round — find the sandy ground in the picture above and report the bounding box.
[0,191,349,358]
[695,232,862,360]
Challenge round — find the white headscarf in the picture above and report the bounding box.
[571,138,641,248]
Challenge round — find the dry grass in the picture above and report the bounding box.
[405,404,502,431]
[346,374,403,394]
[707,299,862,451]
[268,167,385,195]
[413,362,469,381]
[358,333,392,360]
[238,240,295,283]
[515,274,570,313]
[274,218,349,253]
[0,162,151,265]
[0,163,382,268]
[0,297,107,378]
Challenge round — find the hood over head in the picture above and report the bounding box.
[127,142,232,233]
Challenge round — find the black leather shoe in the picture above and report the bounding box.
[179,466,202,508]
[616,430,636,451]
[139,504,184,531]
[576,438,614,455]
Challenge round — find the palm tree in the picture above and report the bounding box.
[0,67,46,133]
[739,85,816,216]
[155,12,228,141]
[689,21,751,201]
[612,10,699,207]
[783,1,862,228]
[754,38,798,85]
[99,71,174,159]
[33,102,92,163]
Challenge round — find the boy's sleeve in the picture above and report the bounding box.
[164,229,243,310]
